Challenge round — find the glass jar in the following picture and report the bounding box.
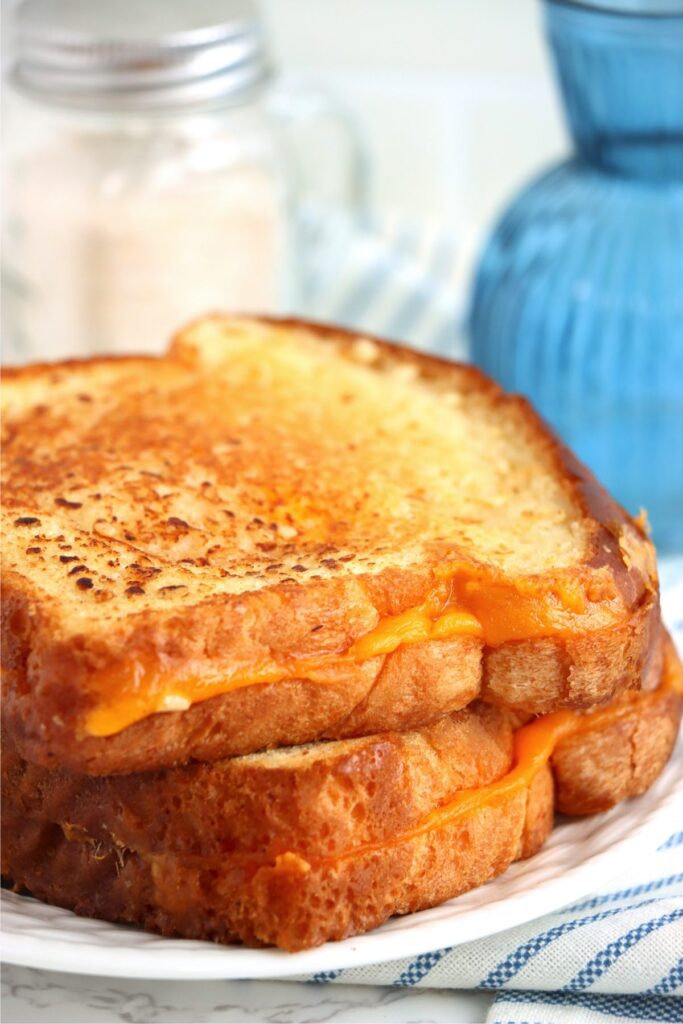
[468,0,683,552]
[2,0,367,361]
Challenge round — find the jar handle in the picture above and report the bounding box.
[269,78,371,228]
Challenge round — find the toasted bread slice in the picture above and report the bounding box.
[2,702,517,861]
[3,643,680,951]
[2,316,659,774]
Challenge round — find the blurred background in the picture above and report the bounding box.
[2,0,681,548]
[262,0,564,233]
[280,1,562,220]
[2,0,563,236]
[1,0,563,365]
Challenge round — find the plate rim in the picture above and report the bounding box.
[3,735,682,980]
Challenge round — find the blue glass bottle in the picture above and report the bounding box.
[469,0,683,552]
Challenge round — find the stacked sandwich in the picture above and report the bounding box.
[2,317,681,951]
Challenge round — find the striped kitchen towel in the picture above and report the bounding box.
[297,218,683,1024]
[300,208,476,360]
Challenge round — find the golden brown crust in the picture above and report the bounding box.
[3,784,543,952]
[482,594,661,714]
[552,686,681,815]
[1,579,661,776]
[1,316,660,773]
[3,655,680,951]
[0,630,484,775]
[2,702,515,859]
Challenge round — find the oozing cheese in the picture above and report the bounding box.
[84,568,631,738]
[84,601,482,736]
[57,646,681,876]
[305,644,683,866]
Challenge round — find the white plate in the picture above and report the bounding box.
[3,732,682,980]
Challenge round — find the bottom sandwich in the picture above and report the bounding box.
[3,639,681,952]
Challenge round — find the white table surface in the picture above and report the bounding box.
[1,965,494,1023]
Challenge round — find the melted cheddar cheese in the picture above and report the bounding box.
[84,602,482,735]
[307,644,682,866]
[58,647,681,875]
[84,567,634,737]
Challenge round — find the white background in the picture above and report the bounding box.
[262,0,568,233]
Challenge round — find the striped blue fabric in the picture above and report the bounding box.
[479,902,665,990]
[296,222,683,1024]
[561,875,683,915]
[566,911,683,992]
[393,947,451,987]
[302,211,472,361]
[490,991,683,1023]
[650,962,683,997]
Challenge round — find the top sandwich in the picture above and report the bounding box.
[1,317,660,774]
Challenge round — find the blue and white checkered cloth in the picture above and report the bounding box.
[297,219,683,1024]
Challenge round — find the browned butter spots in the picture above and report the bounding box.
[55,497,82,509]
[167,517,190,529]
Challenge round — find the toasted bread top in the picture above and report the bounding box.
[1,316,657,740]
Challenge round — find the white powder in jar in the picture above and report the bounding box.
[2,130,289,362]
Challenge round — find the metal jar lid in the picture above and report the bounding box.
[10,0,272,111]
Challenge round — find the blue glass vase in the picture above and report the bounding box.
[469,0,683,552]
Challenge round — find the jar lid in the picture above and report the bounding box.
[10,0,272,111]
